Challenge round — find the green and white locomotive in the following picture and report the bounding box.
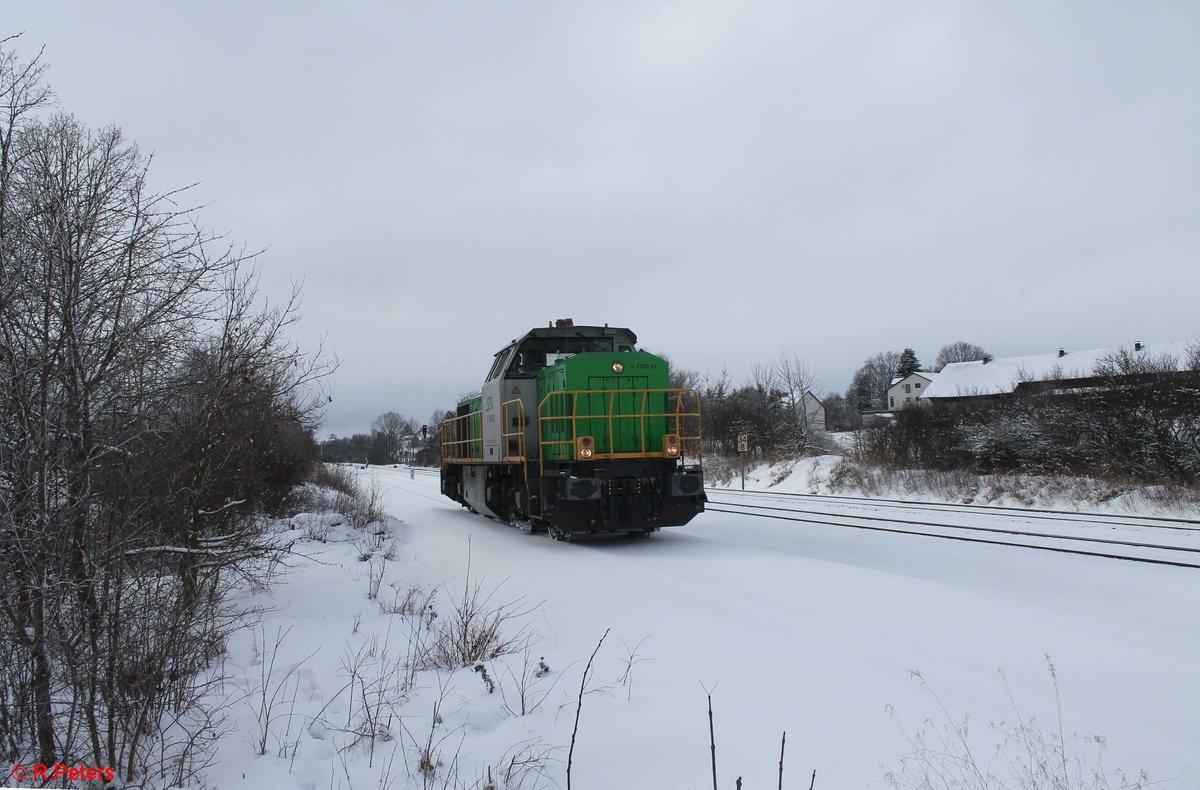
[440,320,705,538]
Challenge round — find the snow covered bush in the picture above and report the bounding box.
[418,564,537,670]
[856,373,1200,486]
[497,649,560,716]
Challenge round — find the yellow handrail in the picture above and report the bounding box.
[537,388,702,475]
[440,411,483,463]
[500,398,530,496]
[500,398,527,463]
[441,388,703,482]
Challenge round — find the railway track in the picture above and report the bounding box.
[372,469,1200,567]
[711,486,1200,531]
[707,489,1200,569]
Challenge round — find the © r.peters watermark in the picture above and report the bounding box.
[11,763,117,782]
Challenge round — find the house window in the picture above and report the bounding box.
[905,383,911,393]
[889,396,894,408]
[915,382,921,389]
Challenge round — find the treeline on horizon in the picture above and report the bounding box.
[331,340,1200,487]
[320,342,988,465]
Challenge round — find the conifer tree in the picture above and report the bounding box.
[896,348,922,378]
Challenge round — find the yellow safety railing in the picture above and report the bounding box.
[537,388,702,475]
[500,399,527,463]
[440,411,483,463]
[501,398,530,494]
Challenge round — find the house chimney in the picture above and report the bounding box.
[1057,348,1066,358]
[1134,340,1143,351]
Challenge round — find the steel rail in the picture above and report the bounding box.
[705,504,1200,570]
[707,499,1200,555]
[712,487,1200,531]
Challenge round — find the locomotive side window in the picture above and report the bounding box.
[517,352,546,373]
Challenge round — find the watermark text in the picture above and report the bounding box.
[11,763,117,782]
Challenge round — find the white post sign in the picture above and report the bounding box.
[737,434,749,489]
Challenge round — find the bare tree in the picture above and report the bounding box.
[933,341,991,372]
[773,353,823,454]
[847,351,901,412]
[1093,346,1179,377]
[1188,338,1200,372]
[371,411,415,464]
[1,110,237,770]
[0,37,56,765]
[0,35,52,243]
[697,367,733,454]
[0,39,329,783]
[652,350,702,392]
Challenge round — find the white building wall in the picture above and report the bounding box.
[803,391,826,432]
[887,373,933,410]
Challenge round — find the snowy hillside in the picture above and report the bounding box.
[198,466,1199,789]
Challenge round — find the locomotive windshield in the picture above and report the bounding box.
[487,326,638,380]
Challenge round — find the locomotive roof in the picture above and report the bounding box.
[510,324,638,348]
[486,325,639,381]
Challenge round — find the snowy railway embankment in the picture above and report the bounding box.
[194,464,1198,789]
[710,454,1200,519]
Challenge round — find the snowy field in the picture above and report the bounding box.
[201,465,1199,789]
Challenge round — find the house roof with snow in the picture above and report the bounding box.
[921,341,1189,399]
[889,371,936,387]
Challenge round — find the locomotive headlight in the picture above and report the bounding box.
[575,436,595,460]
[611,361,624,374]
[664,434,680,457]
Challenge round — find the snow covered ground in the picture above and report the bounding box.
[199,465,1199,789]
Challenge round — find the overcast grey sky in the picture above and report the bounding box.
[7,2,1198,436]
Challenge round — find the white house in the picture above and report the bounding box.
[887,372,936,410]
[800,389,826,432]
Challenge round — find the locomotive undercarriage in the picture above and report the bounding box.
[441,460,705,539]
